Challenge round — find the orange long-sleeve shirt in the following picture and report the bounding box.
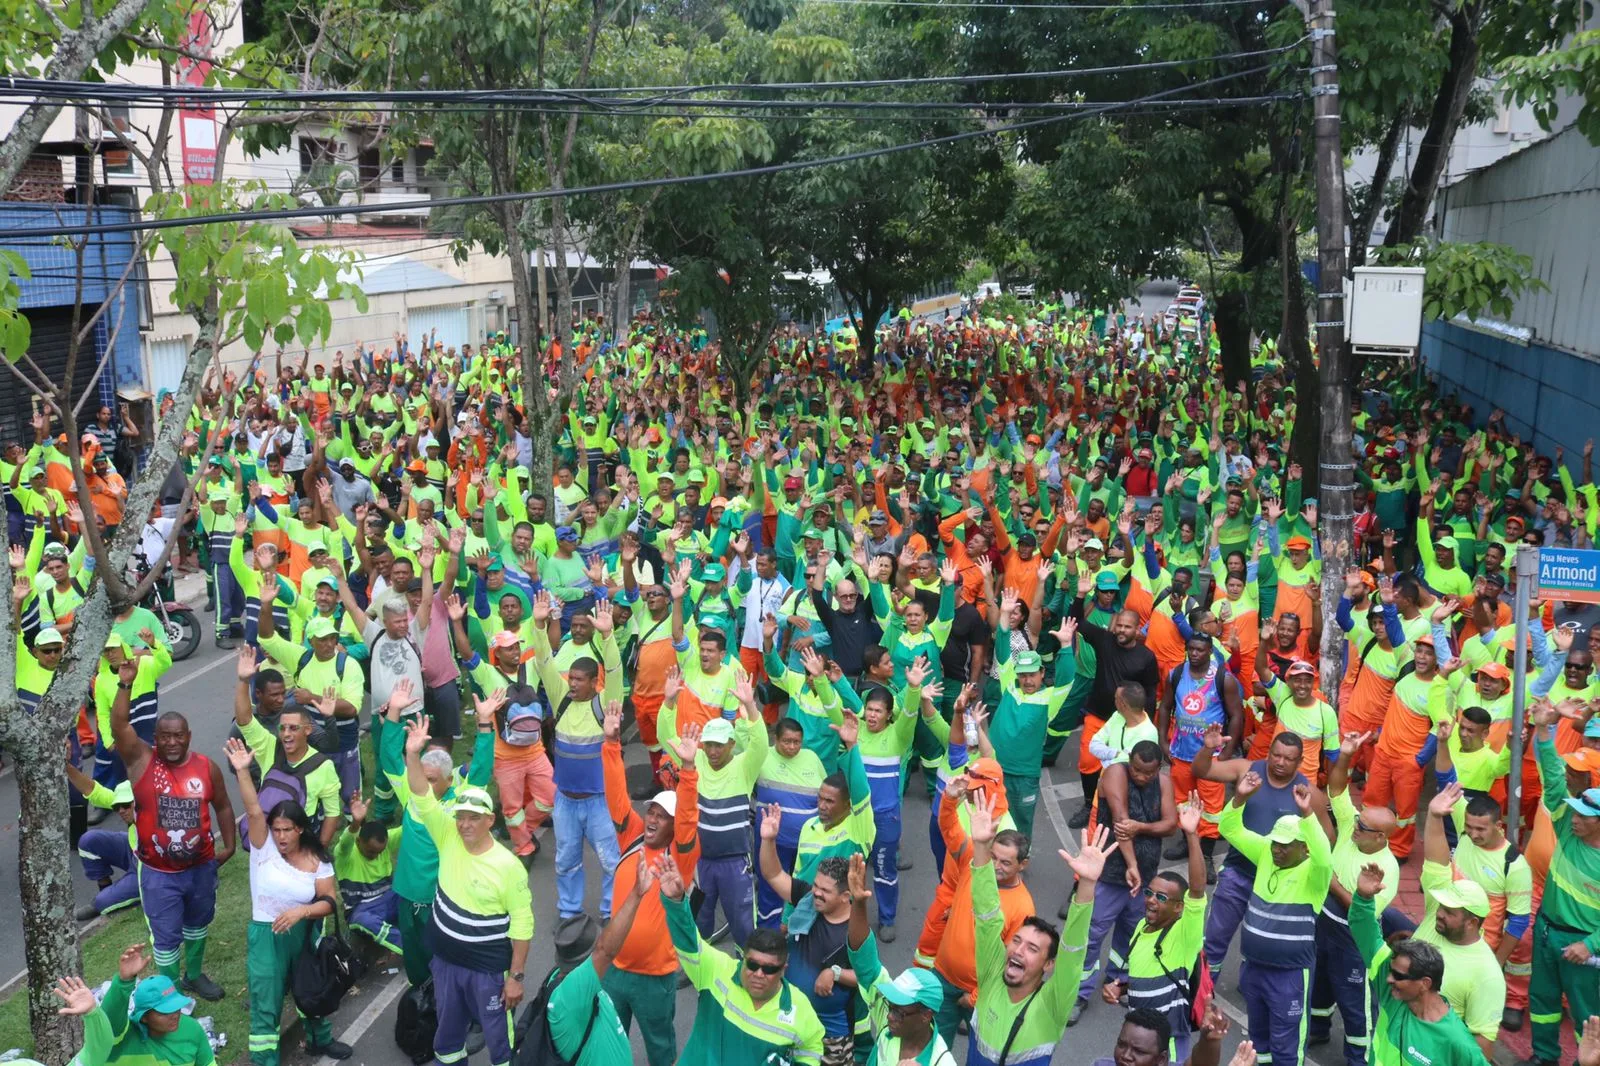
[986,501,1064,606]
[938,511,987,606]
[603,738,700,976]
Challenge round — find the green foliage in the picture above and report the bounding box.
[1372,239,1547,324]
[1501,29,1600,144]
[956,261,995,299]
[145,180,369,351]
[0,250,33,364]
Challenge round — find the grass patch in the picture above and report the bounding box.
[0,854,254,1061]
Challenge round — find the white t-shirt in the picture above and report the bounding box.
[363,618,425,715]
[249,839,333,923]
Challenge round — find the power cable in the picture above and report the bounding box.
[0,66,1294,241]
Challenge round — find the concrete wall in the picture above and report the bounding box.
[1421,318,1600,461]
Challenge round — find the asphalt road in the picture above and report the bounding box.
[0,571,1331,1066]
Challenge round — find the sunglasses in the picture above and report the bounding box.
[1142,888,1174,903]
[1388,969,1425,983]
[743,958,783,975]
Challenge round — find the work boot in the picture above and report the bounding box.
[307,1039,353,1060]
[1067,804,1091,830]
[1501,1007,1525,1032]
[1205,855,1217,885]
[897,853,913,871]
[1163,836,1188,861]
[74,903,100,922]
[1067,998,1087,1027]
[183,973,226,1002]
[878,923,896,944]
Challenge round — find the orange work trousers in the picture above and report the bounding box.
[740,646,780,726]
[1078,714,1107,776]
[493,748,554,857]
[1503,882,1540,1011]
[1170,757,1225,839]
[1364,750,1423,859]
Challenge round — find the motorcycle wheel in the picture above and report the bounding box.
[165,608,202,662]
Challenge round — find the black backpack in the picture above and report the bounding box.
[289,897,367,1018]
[511,966,599,1066]
[239,747,330,850]
[394,977,438,1065]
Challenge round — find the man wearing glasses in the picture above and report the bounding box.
[1349,863,1487,1066]
[657,846,825,1065]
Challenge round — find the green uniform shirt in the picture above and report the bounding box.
[1536,732,1600,950]
[1413,860,1506,1041]
[547,959,632,1065]
[72,973,216,1066]
[1349,893,1487,1066]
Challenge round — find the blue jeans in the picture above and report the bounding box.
[553,791,620,919]
[870,810,902,927]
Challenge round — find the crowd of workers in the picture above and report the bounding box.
[6,295,1600,1066]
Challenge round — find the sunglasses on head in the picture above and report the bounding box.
[743,957,783,975]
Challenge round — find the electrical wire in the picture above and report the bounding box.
[801,0,1267,8]
[0,66,1296,241]
[0,41,1303,106]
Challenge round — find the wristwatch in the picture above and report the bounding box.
[830,965,843,982]
[510,971,525,982]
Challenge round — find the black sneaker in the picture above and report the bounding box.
[897,853,913,871]
[1205,856,1217,885]
[307,1039,353,1060]
[74,903,100,922]
[878,923,896,944]
[1163,837,1188,861]
[1067,998,1087,1027]
[1306,1033,1331,1048]
[1502,1007,1525,1032]
[182,973,225,1002]
[1067,804,1092,830]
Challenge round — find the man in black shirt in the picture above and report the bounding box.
[810,570,880,677]
[1068,574,1160,829]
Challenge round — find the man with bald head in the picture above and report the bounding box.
[1070,571,1160,828]
[1308,730,1399,1065]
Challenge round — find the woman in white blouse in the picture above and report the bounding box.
[223,738,351,1065]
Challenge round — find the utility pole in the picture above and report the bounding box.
[1307,0,1355,699]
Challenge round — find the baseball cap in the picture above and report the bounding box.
[42,542,68,560]
[1083,537,1105,552]
[964,757,1003,786]
[647,790,678,818]
[1286,659,1317,677]
[709,496,729,510]
[304,617,337,640]
[869,509,888,523]
[111,781,135,807]
[878,967,944,1010]
[701,719,736,745]
[1094,571,1120,591]
[1436,535,1459,551]
[1475,662,1510,680]
[701,563,727,583]
[33,627,64,647]
[1267,815,1303,844]
[1285,534,1312,550]
[129,976,193,1020]
[491,630,523,649]
[1431,877,1490,918]
[207,455,224,466]
[686,470,706,485]
[449,787,496,817]
[1586,718,1600,739]
[555,525,578,542]
[1564,787,1600,817]
[406,459,427,473]
[1012,650,1044,673]
[1562,749,1600,773]
[784,475,804,490]
[802,527,823,540]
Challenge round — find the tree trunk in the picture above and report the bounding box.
[0,0,157,195]
[1279,212,1321,496]
[1382,7,1480,249]
[15,717,84,1064]
[612,250,632,333]
[1213,286,1253,391]
[1349,108,1408,268]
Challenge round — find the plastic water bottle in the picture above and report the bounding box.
[963,713,979,749]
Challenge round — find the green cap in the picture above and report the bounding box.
[700,563,726,583]
[305,616,338,640]
[1013,650,1044,673]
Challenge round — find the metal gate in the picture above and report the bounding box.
[0,306,100,447]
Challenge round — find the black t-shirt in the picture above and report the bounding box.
[1552,602,1600,642]
[941,601,991,682]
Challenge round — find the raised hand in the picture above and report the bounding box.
[905,654,931,689]
[603,700,624,743]
[654,854,686,901]
[967,789,999,846]
[829,710,860,749]
[847,852,870,899]
[1054,617,1078,646]
[403,716,431,756]
[1429,779,1463,818]
[1339,730,1374,757]
[223,737,255,773]
[1060,823,1115,884]
[117,942,149,982]
[670,722,703,766]
[759,802,783,841]
[1292,782,1313,816]
[53,975,97,1017]
[445,594,467,622]
[389,677,416,712]
[593,600,614,636]
[1177,794,1203,836]
[1236,769,1263,800]
[1355,862,1386,900]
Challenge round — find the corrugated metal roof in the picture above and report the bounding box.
[355,258,466,296]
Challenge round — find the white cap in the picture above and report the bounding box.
[648,790,678,817]
[1084,537,1105,551]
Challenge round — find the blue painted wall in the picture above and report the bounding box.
[2,202,147,398]
[1421,317,1600,461]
